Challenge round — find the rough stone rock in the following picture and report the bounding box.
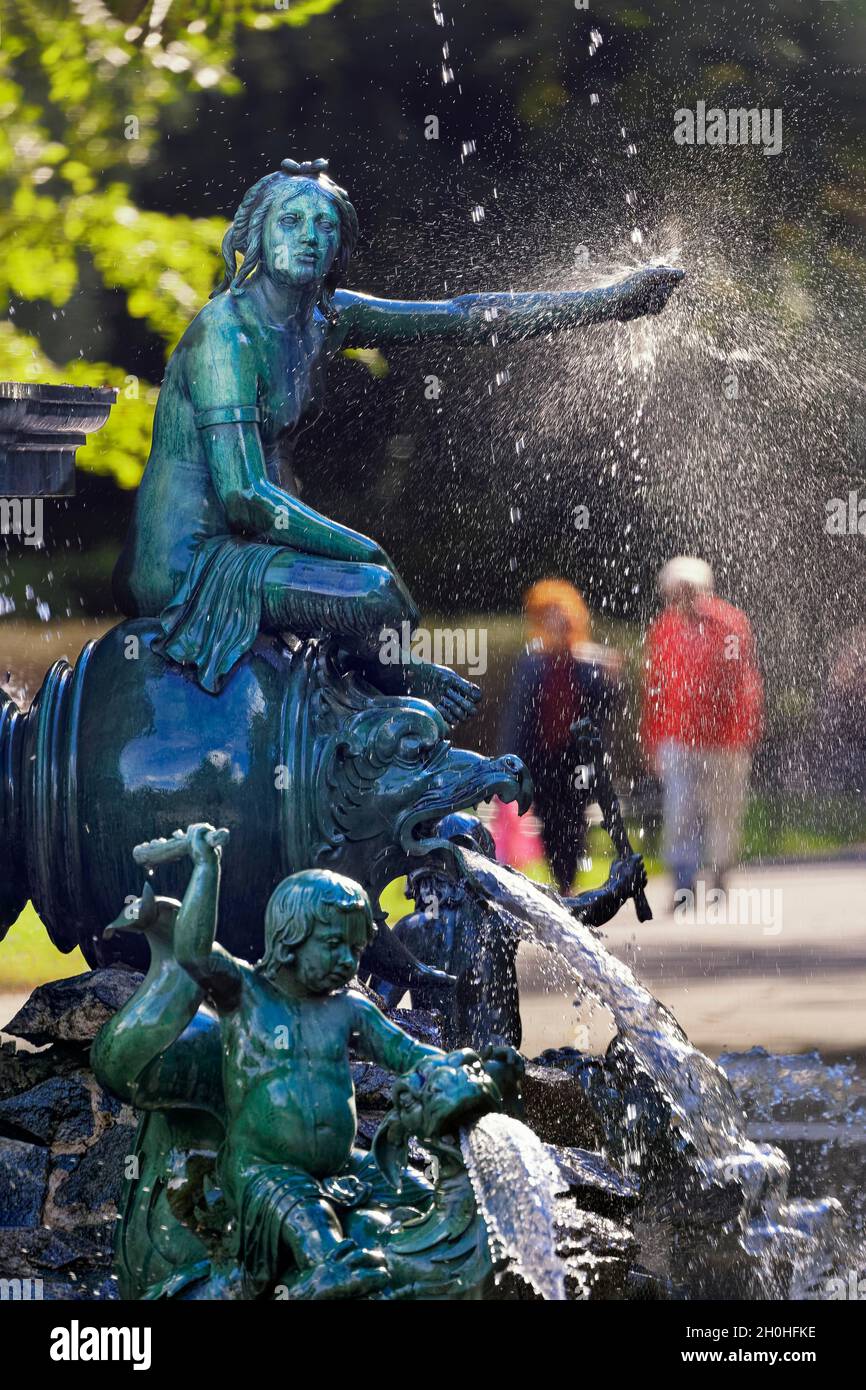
[0,1075,93,1146]
[353,1111,387,1149]
[353,1109,428,1169]
[539,1036,716,1187]
[0,1226,117,1300]
[351,1063,395,1110]
[54,1123,138,1215]
[351,1001,443,1109]
[522,1062,603,1149]
[637,1166,745,1229]
[4,969,142,1046]
[0,970,143,1297]
[0,1038,92,1099]
[388,1008,443,1050]
[0,1137,50,1225]
[349,1010,441,1105]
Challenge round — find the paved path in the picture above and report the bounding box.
[519,861,866,1058]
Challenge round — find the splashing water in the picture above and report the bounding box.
[453,847,853,1297]
[457,847,745,1169]
[460,1110,569,1301]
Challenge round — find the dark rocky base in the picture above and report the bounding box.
[0,971,143,1300]
[0,970,651,1301]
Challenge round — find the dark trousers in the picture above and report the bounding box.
[530,752,588,895]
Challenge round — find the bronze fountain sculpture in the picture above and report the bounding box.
[1,158,686,1300]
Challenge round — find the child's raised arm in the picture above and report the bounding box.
[167,824,243,1012]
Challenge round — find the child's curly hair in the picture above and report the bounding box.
[258,869,375,980]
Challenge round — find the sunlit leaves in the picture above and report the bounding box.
[65,186,224,344]
[0,321,155,488]
[2,0,342,485]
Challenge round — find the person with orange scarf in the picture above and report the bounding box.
[499,580,619,894]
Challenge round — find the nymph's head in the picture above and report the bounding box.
[258,868,375,995]
[212,158,358,320]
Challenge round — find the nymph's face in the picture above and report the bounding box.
[286,911,369,995]
[262,182,340,289]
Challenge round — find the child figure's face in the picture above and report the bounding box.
[287,910,369,995]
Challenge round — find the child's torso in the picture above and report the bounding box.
[222,984,358,1180]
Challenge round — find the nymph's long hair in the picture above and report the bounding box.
[211,159,359,324]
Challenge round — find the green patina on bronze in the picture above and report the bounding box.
[112,157,682,710]
[91,826,520,1300]
[0,619,530,968]
[0,158,680,958]
[0,159,684,1301]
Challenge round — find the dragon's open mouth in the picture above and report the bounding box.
[397,754,532,856]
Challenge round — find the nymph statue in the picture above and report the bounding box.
[112,158,683,710]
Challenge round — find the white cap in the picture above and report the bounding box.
[658,556,714,597]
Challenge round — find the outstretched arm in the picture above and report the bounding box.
[333,267,684,348]
[172,824,243,1012]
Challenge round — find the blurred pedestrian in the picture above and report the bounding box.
[812,623,866,794]
[499,579,619,894]
[640,557,764,901]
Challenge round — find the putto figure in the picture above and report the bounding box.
[92,824,523,1300]
[113,158,683,709]
[369,811,649,1052]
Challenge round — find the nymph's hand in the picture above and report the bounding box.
[615,265,685,321]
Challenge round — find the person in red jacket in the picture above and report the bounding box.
[640,557,764,901]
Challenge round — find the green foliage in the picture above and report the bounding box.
[0,0,344,487]
[4,903,87,990]
[0,321,154,486]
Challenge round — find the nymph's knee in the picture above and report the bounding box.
[360,565,418,628]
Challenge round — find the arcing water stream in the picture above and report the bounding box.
[455,848,851,1299]
[460,1110,568,1301]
